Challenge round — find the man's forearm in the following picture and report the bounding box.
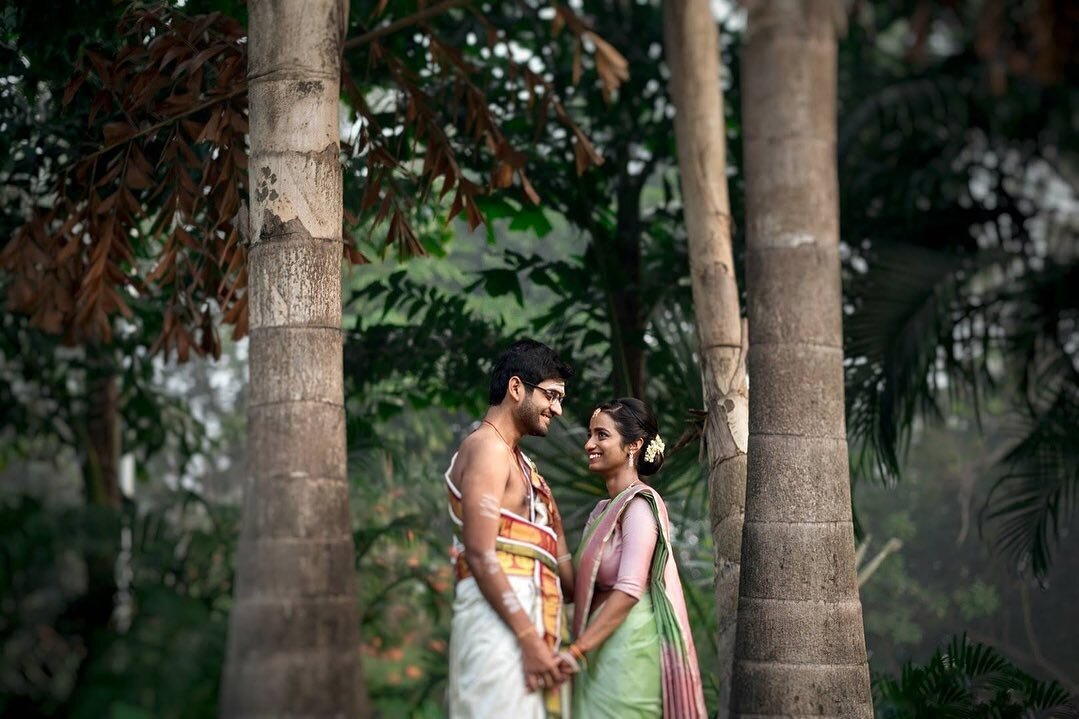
[464,548,535,635]
[556,532,574,597]
[462,542,564,688]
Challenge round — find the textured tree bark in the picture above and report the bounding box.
[83,371,122,509]
[733,1,873,716]
[220,1,371,717]
[81,370,122,629]
[663,2,747,716]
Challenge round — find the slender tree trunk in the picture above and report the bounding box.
[608,167,647,398]
[83,370,122,509]
[59,367,123,714]
[664,2,747,716]
[591,166,647,398]
[614,168,646,398]
[733,1,872,716]
[220,2,371,717]
[80,369,123,627]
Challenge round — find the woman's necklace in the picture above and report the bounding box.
[605,476,642,500]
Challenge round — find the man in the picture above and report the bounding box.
[445,339,575,718]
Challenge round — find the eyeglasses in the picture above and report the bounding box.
[520,379,566,406]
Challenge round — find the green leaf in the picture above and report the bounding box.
[477,269,523,306]
[473,196,517,221]
[508,207,552,237]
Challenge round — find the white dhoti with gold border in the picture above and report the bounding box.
[449,575,562,718]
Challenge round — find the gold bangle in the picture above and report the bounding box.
[568,643,588,668]
[557,553,572,564]
[515,625,536,640]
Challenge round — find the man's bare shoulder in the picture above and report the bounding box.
[456,430,511,461]
[453,431,512,489]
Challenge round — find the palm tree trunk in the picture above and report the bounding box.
[733,1,872,716]
[220,1,371,716]
[663,2,747,716]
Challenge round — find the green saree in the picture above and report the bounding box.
[571,484,707,718]
[571,592,662,718]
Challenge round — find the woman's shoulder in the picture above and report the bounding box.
[624,493,659,519]
[621,488,666,533]
[631,483,666,507]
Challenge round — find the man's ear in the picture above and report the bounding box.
[507,375,524,402]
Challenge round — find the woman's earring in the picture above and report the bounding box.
[628,450,636,467]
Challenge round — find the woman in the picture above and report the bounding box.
[559,398,707,718]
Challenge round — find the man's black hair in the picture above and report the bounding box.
[488,339,574,405]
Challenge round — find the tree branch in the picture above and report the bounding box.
[73,88,246,169]
[343,0,469,52]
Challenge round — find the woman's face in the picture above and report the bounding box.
[584,411,629,474]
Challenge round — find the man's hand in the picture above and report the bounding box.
[520,631,564,693]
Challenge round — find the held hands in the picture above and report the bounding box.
[520,630,573,693]
[556,650,581,675]
[557,642,586,676]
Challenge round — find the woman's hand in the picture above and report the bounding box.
[569,590,639,663]
[556,650,582,675]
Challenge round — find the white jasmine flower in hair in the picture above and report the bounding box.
[644,435,665,463]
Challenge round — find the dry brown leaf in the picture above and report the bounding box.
[572,41,583,85]
[519,171,540,204]
[125,161,154,190]
[588,32,629,101]
[551,9,565,37]
[464,195,483,231]
[494,162,514,189]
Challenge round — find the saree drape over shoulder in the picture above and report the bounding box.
[445,451,568,718]
[572,483,707,719]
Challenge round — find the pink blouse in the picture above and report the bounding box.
[585,496,659,599]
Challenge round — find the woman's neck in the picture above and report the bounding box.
[603,468,641,498]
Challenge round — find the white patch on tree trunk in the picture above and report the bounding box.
[249,154,342,242]
[725,395,750,454]
[776,232,815,248]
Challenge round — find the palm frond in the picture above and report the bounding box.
[872,634,1079,718]
[984,380,1079,579]
[844,240,1005,481]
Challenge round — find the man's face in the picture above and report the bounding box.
[515,378,566,437]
